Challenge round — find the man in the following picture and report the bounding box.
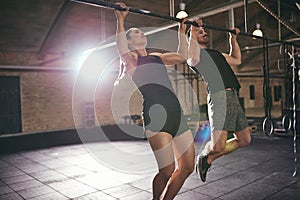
[187,20,251,182]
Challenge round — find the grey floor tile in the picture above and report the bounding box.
[31,170,69,184]
[218,181,283,200]
[0,136,298,200]
[247,157,293,175]
[2,174,34,185]
[28,192,69,200]
[0,160,10,168]
[18,185,55,199]
[258,172,300,190]
[20,151,54,162]
[9,179,43,192]
[128,176,153,191]
[16,163,49,174]
[0,154,27,164]
[75,159,108,173]
[196,181,238,198]
[73,191,117,200]
[57,185,97,199]
[289,180,300,190]
[174,190,215,200]
[76,173,124,190]
[179,175,207,190]
[118,190,152,200]
[0,192,24,200]
[220,158,259,171]
[0,179,6,186]
[38,159,73,169]
[48,179,85,191]
[55,165,92,178]
[0,166,25,179]
[211,151,245,166]
[203,166,241,182]
[264,187,300,200]
[0,185,13,195]
[103,184,144,199]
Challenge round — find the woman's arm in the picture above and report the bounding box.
[222,28,242,66]
[154,52,186,66]
[115,3,135,69]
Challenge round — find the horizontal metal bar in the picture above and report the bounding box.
[70,0,198,26]
[235,73,285,78]
[0,65,75,71]
[70,0,300,47]
[40,0,257,65]
[241,38,300,52]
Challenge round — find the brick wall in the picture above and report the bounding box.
[0,70,77,133]
[0,64,142,133]
[0,62,287,134]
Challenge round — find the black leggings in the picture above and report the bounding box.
[143,109,190,137]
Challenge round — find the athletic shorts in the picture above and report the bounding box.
[142,109,190,137]
[207,89,248,132]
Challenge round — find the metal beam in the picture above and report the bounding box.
[244,0,249,33]
[0,65,75,71]
[241,38,300,52]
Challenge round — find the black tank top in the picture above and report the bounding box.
[131,55,182,112]
[194,49,241,93]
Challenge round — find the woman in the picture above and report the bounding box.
[114,3,195,200]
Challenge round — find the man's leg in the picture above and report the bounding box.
[204,91,251,164]
[197,127,251,182]
[206,127,251,164]
[196,129,227,182]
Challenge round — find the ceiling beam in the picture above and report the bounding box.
[37,0,69,60]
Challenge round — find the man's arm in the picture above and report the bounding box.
[222,28,241,66]
[177,19,188,60]
[187,20,202,66]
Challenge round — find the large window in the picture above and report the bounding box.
[0,76,22,134]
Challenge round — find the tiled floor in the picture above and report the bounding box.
[0,133,300,200]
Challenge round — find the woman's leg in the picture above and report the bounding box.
[146,131,175,200]
[162,130,195,200]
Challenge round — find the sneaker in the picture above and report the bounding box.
[195,155,211,182]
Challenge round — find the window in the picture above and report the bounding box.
[0,76,22,134]
[250,85,255,100]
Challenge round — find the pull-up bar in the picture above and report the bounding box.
[70,0,239,33]
[71,0,299,46]
[70,0,198,26]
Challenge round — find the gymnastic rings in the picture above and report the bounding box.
[282,114,292,132]
[263,117,274,136]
